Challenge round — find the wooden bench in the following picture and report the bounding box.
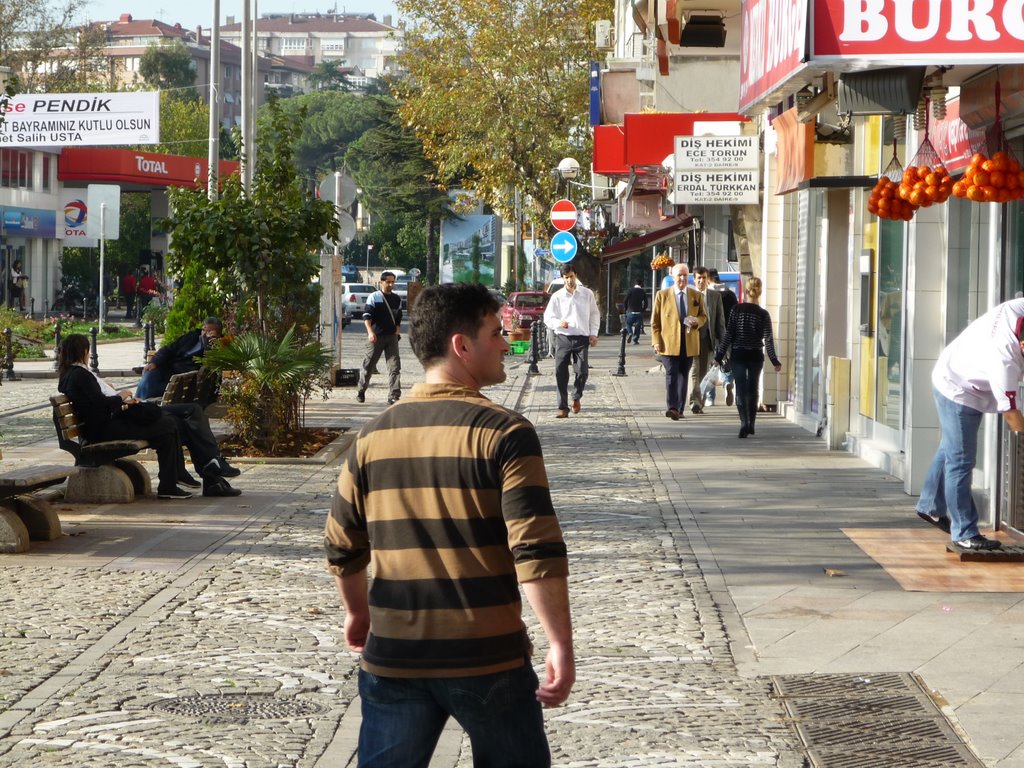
[0,464,80,553]
[50,394,153,504]
[159,368,220,409]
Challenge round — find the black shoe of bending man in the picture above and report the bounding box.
[953,534,1002,551]
[203,476,242,497]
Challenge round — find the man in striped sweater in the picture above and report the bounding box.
[326,282,574,767]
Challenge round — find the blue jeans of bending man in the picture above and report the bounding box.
[915,388,984,542]
[357,664,550,768]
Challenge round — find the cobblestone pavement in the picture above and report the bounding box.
[0,331,805,767]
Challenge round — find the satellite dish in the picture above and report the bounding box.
[321,211,357,250]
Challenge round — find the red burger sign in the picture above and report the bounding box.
[814,0,1024,59]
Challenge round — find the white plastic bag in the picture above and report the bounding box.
[699,366,718,401]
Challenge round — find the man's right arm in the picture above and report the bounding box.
[1003,409,1024,432]
[522,577,574,706]
[334,571,370,653]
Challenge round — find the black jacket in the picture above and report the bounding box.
[624,286,648,313]
[58,366,125,442]
[152,328,207,375]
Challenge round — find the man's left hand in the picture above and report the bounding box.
[588,336,597,347]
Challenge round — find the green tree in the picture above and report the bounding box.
[344,90,454,284]
[309,59,354,92]
[139,41,198,99]
[164,96,338,336]
[270,90,377,176]
[394,0,610,223]
[153,93,208,158]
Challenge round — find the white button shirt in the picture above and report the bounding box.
[544,283,600,337]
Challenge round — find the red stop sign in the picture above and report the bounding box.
[549,199,577,232]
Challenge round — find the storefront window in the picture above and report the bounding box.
[0,149,34,189]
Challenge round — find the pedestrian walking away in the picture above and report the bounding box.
[326,282,574,768]
[689,266,726,412]
[714,277,781,439]
[709,268,737,405]
[9,259,28,312]
[356,271,403,404]
[543,262,599,418]
[623,278,648,344]
[651,263,706,421]
[915,298,1024,552]
[121,270,138,320]
[136,317,223,401]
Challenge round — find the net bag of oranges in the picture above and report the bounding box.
[868,142,919,222]
[651,253,675,270]
[951,82,1024,204]
[897,134,953,208]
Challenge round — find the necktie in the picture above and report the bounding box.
[678,290,686,322]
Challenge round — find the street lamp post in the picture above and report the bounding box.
[366,243,374,279]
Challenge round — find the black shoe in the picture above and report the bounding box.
[157,487,193,500]
[356,391,365,403]
[738,427,748,438]
[388,395,400,405]
[665,409,680,421]
[953,534,1001,551]
[203,477,242,497]
[917,512,952,534]
[747,426,755,435]
[691,404,703,414]
[216,458,241,478]
[177,472,202,488]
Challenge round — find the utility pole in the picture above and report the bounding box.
[207,0,221,200]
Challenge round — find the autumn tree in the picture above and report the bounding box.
[394,0,611,225]
[0,1,111,93]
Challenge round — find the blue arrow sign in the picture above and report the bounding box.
[550,231,578,263]
[534,247,551,258]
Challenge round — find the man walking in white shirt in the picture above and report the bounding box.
[543,263,600,418]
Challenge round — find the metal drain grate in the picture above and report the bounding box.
[770,673,984,768]
[151,693,326,724]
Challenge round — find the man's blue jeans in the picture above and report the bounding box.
[625,311,643,341]
[357,665,550,768]
[916,388,984,541]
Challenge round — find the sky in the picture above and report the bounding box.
[81,1,400,29]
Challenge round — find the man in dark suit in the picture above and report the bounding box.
[136,317,222,400]
[623,279,648,343]
[689,266,726,413]
[651,264,707,421]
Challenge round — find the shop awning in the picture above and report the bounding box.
[601,216,694,266]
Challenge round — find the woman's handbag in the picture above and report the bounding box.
[699,366,719,402]
[122,400,162,424]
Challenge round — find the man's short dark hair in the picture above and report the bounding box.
[411,283,500,367]
[203,317,222,331]
[693,266,709,277]
[380,271,396,281]
[560,263,576,277]
[708,268,720,281]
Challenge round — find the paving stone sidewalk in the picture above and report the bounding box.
[0,334,806,766]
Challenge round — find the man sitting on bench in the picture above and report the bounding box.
[59,334,241,498]
[136,317,222,402]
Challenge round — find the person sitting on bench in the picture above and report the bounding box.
[136,317,222,401]
[59,334,241,498]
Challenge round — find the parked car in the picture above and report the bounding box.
[392,274,415,310]
[501,291,550,334]
[341,283,376,319]
[340,264,360,282]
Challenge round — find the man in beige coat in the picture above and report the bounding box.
[651,263,707,420]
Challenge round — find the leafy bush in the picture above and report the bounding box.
[199,325,333,452]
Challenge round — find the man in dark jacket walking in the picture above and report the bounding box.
[135,317,223,400]
[623,279,648,344]
[356,271,403,404]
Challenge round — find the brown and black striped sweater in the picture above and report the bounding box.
[325,382,568,678]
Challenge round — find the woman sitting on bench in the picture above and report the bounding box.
[57,335,241,499]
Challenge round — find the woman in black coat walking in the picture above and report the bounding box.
[714,277,782,438]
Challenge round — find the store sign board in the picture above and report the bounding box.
[672,136,760,204]
[1,92,159,146]
[739,0,809,113]
[813,0,1024,60]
